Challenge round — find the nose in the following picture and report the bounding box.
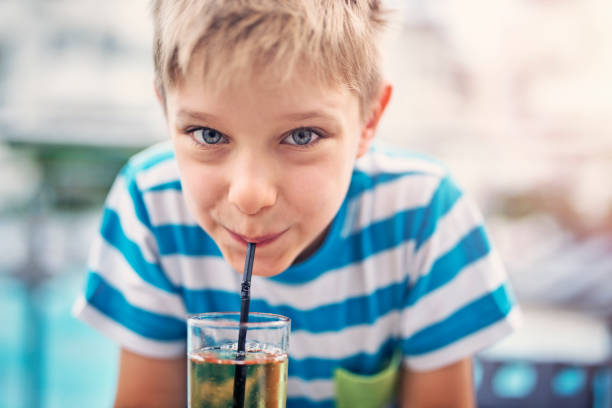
[227,157,277,215]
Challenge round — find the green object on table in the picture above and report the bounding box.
[334,349,401,408]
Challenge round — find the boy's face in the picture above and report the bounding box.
[163,62,386,277]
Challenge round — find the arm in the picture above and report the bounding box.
[399,358,475,408]
[114,348,186,408]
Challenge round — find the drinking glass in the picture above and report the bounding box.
[188,312,290,408]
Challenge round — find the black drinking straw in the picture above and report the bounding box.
[233,242,256,408]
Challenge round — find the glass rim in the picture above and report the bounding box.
[187,312,290,329]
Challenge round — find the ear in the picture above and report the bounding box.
[356,82,392,158]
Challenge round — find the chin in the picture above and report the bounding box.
[252,260,288,277]
[252,268,283,277]
[228,257,284,277]
[226,245,301,277]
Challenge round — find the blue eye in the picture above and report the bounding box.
[285,128,319,146]
[192,128,225,144]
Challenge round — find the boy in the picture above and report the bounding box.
[74,0,521,406]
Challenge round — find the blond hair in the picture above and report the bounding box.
[151,0,387,116]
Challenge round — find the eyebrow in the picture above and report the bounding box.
[178,109,338,122]
[176,109,221,123]
[280,110,338,122]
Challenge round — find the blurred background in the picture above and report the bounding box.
[0,0,610,407]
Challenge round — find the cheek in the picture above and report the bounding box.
[175,154,224,219]
[285,154,353,218]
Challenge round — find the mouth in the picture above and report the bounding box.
[226,228,288,248]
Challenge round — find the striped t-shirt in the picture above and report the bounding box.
[74,141,520,407]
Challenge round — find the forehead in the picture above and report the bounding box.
[167,57,361,126]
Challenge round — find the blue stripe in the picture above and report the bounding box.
[183,279,406,333]
[126,177,153,228]
[126,142,174,172]
[414,175,463,250]
[403,283,514,355]
[345,169,421,200]
[139,149,174,170]
[289,339,398,380]
[406,225,491,307]
[152,224,222,256]
[183,288,241,315]
[100,208,178,293]
[272,175,462,285]
[286,398,334,408]
[275,205,453,285]
[144,180,182,192]
[116,143,175,229]
[84,272,186,341]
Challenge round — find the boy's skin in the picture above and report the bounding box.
[113,55,476,407]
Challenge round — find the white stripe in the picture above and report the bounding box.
[90,238,188,320]
[279,254,505,361]
[251,244,409,309]
[136,157,181,191]
[72,296,186,359]
[287,377,334,401]
[105,176,159,263]
[401,251,508,339]
[289,311,401,360]
[356,150,447,177]
[404,307,522,371]
[411,195,484,279]
[144,189,198,226]
[166,243,410,310]
[342,173,442,237]
[160,255,240,290]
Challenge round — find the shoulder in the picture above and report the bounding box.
[350,146,457,209]
[120,140,180,191]
[355,145,449,179]
[343,146,475,250]
[104,141,186,229]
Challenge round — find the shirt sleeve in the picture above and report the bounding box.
[400,173,521,371]
[72,164,187,359]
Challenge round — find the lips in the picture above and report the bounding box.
[226,228,287,247]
